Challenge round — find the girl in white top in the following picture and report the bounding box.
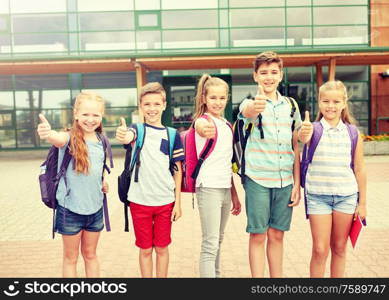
[298,80,367,278]
[194,74,241,277]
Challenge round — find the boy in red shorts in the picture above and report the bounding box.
[116,82,184,277]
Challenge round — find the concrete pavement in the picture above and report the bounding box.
[0,150,388,278]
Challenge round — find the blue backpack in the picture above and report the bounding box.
[117,123,177,232]
[300,121,359,218]
[39,132,114,238]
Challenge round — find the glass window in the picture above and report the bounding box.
[15,91,39,108]
[80,32,135,51]
[313,6,368,25]
[335,66,369,81]
[0,0,8,13]
[138,13,159,27]
[287,67,313,82]
[0,76,12,90]
[287,7,311,26]
[16,128,39,147]
[219,9,229,28]
[313,0,367,5]
[37,109,72,129]
[231,85,257,105]
[83,88,137,107]
[12,15,67,33]
[79,12,134,31]
[10,0,66,13]
[230,8,284,27]
[82,73,136,89]
[161,29,218,49]
[231,28,286,47]
[0,35,11,53]
[287,0,311,5]
[15,74,69,90]
[345,82,368,100]
[39,90,71,109]
[162,0,217,9]
[13,33,67,53]
[0,130,15,148]
[162,10,217,29]
[230,0,284,7]
[313,26,368,45]
[287,27,311,46]
[136,31,161,50]
[0,15,9,32]
[0,91,14,108]
[349,101,368,121]
[135,0,160,10]
[77,0,134,12]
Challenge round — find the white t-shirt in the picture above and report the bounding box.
[127,124,184,206]
[194,115,233,188]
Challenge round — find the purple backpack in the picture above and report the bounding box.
[39,133,114,237]
[300,121,359,218]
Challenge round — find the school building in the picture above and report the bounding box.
[0,0,388,150]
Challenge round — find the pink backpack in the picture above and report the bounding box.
[180,115,231,193]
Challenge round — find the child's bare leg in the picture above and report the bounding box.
[249,233,266,277]
[309,214,332,277]
[155,246,169,278]
[267,228,284,277]
[80,230,101,277]
[330,211,353,278]
[139,248,153,277]
[62,232,82,277]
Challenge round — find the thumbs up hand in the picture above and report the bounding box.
[253,84,267,114]
[202,119,216,139]
[116,117,135,144]
[37,113,53,140]
[299,111,313,143]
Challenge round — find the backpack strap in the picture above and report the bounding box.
[302,121,323,219]
[133,123,146,182]
[345,123,359,170]
[285,97,298,132]
[191,115,217,180]
[167,127,178,176]
[96,132,113,232]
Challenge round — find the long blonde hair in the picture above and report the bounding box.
[193,74,229,122]
[316,80,356,125]
[69,92,105,174]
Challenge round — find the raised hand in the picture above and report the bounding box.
[37,113,52,140]
[201,119,216,139]
[115,117,134,144]
[299,111,313,142]
[253,84,267,114]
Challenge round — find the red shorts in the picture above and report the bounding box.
[129,202,174,249]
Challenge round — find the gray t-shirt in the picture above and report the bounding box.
[56,134,104,215]
[127,124,184,206]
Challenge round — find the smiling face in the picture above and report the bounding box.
[140,92,166,126]
[203,85,228,118]
[318,89,346,124]
[74,99,103,135]
[253,62,283,97]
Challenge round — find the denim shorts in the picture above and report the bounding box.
[55,205,104,235]
[306,193,358,215]
[244,177,293,234]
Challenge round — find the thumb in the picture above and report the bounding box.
[120,117,127,127]
[304,111,310,122]
[256,85,264,96]
[39,113,49,124]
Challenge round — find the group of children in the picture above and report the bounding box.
[36,51,367,279]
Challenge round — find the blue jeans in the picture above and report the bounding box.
[196,187,231,278]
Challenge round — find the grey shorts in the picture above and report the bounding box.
[244,177,293,234]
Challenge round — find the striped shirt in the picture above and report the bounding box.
[238,92,302,188]
[306,118,358,196]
